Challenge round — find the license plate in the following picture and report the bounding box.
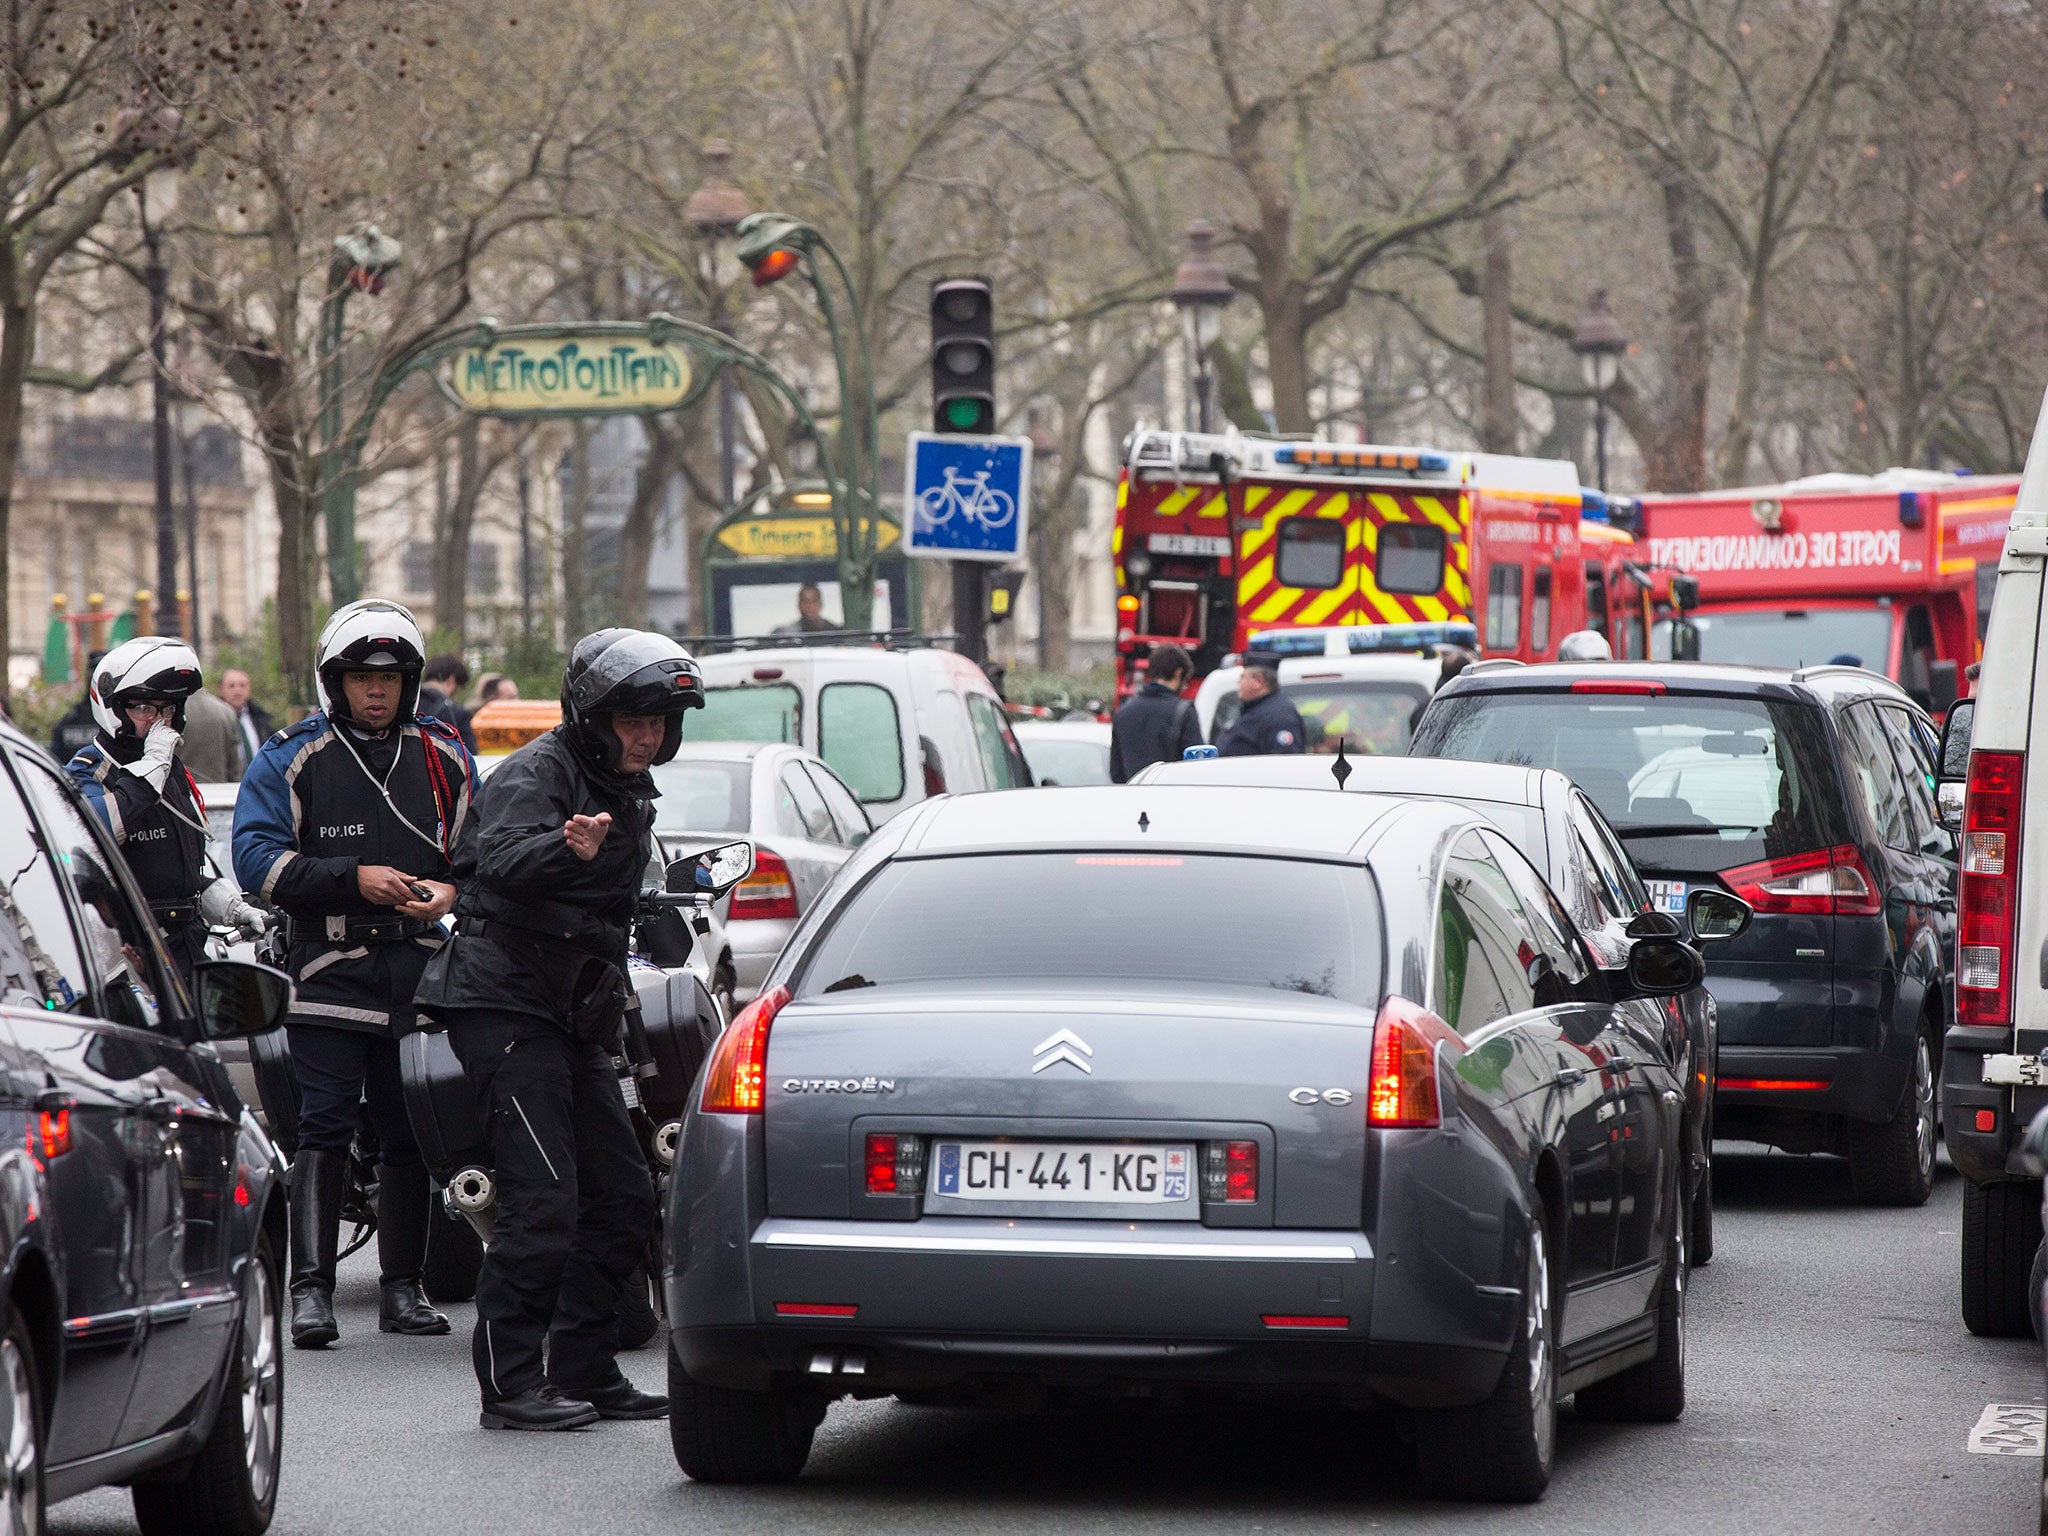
[1148,533,1230,557]
[1645,879,1688,917]
[933,1142,1192,1203]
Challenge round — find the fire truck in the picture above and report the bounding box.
[1631,470,2020,708]
[1112,430,1588,696]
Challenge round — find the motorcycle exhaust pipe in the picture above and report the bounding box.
[446,1165,497,1243]
[654,1120,682,1168]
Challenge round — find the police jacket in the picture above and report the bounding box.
[233,710,474,1036]
[1109,682,1203,783]
[48,700,96,763]
[1215,689,1310,757]
[415,725,656,1029]
[66,737,208,912]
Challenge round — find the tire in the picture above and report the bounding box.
[422,1204,483,1306]
[1961,1176,2044,1338]
[668,1348,819,1484]
[134,1236,283,1536]
[1848,1031,1936,1207]
[618,1264,659,1352]
[0,1301,45,1536]
[1689,1156,1715,1269]
[2030,1240,2047,1343]
[1576,1190,1686,1423]
[1411,1203,1554,1502]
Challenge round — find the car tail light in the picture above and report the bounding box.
[701,985,788,1114]
[38,1109,69,1159]
[1261,1314,1349,1329]
[864,1133,926,1195]
[730,849,798,921]
[1717,844,1882,917]
[1959,749,2025,1028]
[1569,679,1667,695]
[774,1302,857,1318]
[1202,1140,1259,1203]
[1368,996,1460,1129]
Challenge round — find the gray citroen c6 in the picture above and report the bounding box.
[664,785,1699,1501]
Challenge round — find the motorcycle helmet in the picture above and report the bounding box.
[315,599,427,725]
[90,636,203,740]
[561,628,704,774]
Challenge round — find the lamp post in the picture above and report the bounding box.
[171,392,202,653]
[684,140,750,515]
[1571,290,1628,492]
[735,212,883,629]
[318,223,402,605]
[1170,220,1235,434]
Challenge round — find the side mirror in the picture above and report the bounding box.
[1669,574,1701,613]
[667,839,755,901]
[1669,619,1701,662]
[1687,887,1753,944]
[192,959,291,1041]
[1937,698,1974,782]
[1624,937,1706,998]
[1928,659,1960,716]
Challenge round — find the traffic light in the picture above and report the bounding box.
[930,278,994,434]
[986,570,1025,625]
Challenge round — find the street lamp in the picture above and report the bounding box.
[170,391,203,654]
[319,223,402,605]
[112,107,186,641]
[1571,289,1628,492]
[1170,219,1235,434]
[735,211,883,629]
[684,140,750,515]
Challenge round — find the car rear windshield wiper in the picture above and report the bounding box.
[1614,823,1759,838]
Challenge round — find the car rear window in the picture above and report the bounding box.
[1212,679,1429,755]
[693,684,800,745]
[1651,606,1892,670]
[819,682,906,802]
[649,759,752,834]
[798,852,1385,1006]
[1416,691,1843,871]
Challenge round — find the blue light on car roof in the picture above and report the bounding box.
[1182,744,1219,761]
[1581,490,1610,523]
[1344,621,1477,653]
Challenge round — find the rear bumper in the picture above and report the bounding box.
[1713,1045,1905,1127]
[1940,1025,2048,1184]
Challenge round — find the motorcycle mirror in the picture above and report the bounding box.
[668,839,755,900]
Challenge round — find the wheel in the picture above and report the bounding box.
[1689,1156,1715,1269]
[0,1301,44,1536]
[1848,1032,1936,1207]
[2030,1239,2047,1343]
[1411,1203,1554,1502]
[618,1263,659,1351]
[1576,1188,1686,1422]
[422,1203,483,1305]
[668,1349,820,1484]
[1962,1176,2044,1337]
[134,1236,283,1536]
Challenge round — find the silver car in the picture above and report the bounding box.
[652,742,872,1002]
[664,784,1702,1500]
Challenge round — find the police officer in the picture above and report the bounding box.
[66,638,267,980]
[415,629,702,1431]
[234,600,475,1349]
[1215,652,1308,757]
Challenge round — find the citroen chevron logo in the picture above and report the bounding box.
[1031,1029,1094,1075]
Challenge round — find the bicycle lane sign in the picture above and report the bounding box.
[903,431,1032,563]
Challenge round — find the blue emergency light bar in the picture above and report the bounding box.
[1272,445,1452,476]
[1182,744,1219,761]
[1245,621,1479,657]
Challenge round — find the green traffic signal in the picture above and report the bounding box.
[943,398,990,432]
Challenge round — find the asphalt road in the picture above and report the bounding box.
[51,1148,2045,1535]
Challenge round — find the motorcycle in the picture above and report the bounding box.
[399,839,756,1345]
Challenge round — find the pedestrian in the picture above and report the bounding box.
[773,583,837,635]
[233,599,475,1349]
[220,666,277,771]
[475,672,519,706]
[1214,652,1308,757]
[419,653,478,753]
[65,638,267,981]
[415,628,704,1431]
[47,650,105,761]
[179,679,243,782]
[1109,643,1202,782]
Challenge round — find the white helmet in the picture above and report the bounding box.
[1556,629,1614,662]
[89,637,203,740]
[314,599,426,724]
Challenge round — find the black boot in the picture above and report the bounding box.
[289,1150,345,1349]
[480,1387,600,1432]
[376,1162,451,1336]
[558,1369,668,1420]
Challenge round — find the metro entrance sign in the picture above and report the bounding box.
[903,430,1032,563]
[446,330,695,416]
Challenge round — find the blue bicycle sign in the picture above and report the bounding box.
[904,432,1032,562]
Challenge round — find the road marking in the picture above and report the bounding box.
[1967,1402,2045,1456]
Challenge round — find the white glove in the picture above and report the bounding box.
[199,875,268,939]
[134,719,181,794]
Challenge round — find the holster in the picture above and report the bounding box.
[567,957,630,1047]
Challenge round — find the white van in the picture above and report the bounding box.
[1936,417,2048,1338]
[689,645,1031,822]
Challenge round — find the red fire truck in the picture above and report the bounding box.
[1112,430,1588,695]
[1631,470,2019,706]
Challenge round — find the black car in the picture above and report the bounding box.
[1413,661,1956,1206]
[0,722,291,1533]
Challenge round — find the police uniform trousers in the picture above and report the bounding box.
[289,1024,419,1166]
[448,1012,654,1399]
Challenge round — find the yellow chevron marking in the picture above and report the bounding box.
[1259,488,1318,531]
[1155,486,1197,517]
[1238,553,1275,595]
[1296,583,1351,626]
[1251,587,1298,623]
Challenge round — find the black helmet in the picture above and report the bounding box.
[561,628,704,774]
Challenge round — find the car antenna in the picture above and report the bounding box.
[1137,811,1150,833]
[1331,740,1352,791]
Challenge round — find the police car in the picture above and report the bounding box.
[1193,622,1469,754]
